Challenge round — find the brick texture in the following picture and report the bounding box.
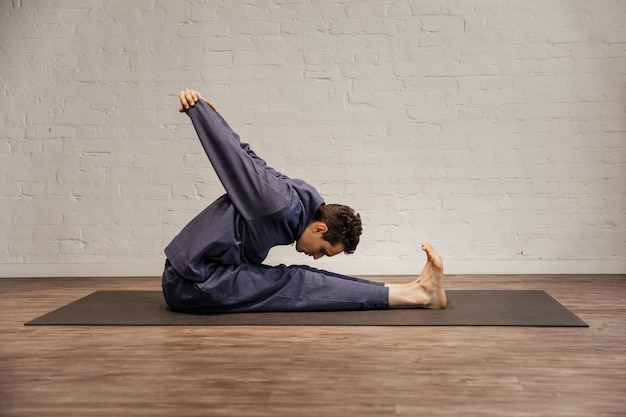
[1,0,624,275]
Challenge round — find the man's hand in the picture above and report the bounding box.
[179,88,217,113]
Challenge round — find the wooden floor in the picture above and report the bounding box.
[1,274,625,417]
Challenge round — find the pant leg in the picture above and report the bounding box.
[162,260,389,314]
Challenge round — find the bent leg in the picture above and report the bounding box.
[162,261,389,314]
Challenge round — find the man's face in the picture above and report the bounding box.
[295,222,345,260]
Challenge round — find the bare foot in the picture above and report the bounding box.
[416,243,447,309]
[386,243,447,309]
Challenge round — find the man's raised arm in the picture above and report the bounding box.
[178,89,292,220]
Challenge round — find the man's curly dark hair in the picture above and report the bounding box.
[312,204,362,254]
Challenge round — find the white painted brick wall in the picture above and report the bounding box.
[1,0,625,277]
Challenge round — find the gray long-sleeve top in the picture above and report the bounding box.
[164,101,324,282]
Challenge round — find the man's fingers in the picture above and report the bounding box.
[179,90,190,110]
[189,89,203,104]
[179,88,210,112]
[179,88,203,111]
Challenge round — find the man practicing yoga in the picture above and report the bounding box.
[162,88,446,313]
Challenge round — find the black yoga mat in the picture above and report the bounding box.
[25,290,588,327]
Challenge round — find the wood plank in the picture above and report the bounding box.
[1,275,625,417]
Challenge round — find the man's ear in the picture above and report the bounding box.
[314,222,328,234]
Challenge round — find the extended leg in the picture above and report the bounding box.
[163,261,389,314]
[163,243,446,313]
